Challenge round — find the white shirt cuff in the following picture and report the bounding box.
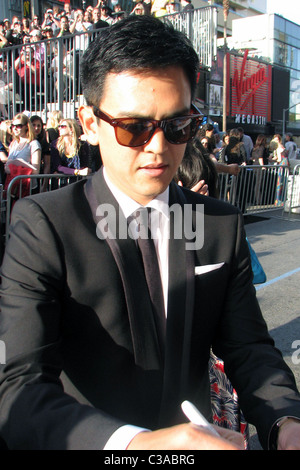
[103,424,150,450]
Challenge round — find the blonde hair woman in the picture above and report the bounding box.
[46,110,64,144]
[0,120,13,155]
[5,113,41,176]
[50,118,91,176]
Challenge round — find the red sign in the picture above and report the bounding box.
[229,50,272,125]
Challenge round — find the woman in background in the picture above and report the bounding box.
[46,110,64,144]
[50,118,91,176]
[30,115,50,176]
[4,113,41,198]
[0,120,12,183]
[251,134,269,166]
[5,113,41,175]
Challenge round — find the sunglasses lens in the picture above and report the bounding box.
[165,117,199,144]
[116,119,154,147]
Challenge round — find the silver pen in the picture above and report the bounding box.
[181,400,220,437]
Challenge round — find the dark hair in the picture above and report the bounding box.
[80,15,199,107]
[30,115,46,140]
[254,134,266,148]
[174,139,219,198]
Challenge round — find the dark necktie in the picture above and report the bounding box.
[134,207,166,357]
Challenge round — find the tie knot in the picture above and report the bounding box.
[132,207,153,240]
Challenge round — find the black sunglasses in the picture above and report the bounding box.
[12,123,26,130]
[92,104,203,147]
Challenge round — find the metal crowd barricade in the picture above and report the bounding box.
[218,164,290,215]
[2,173,89,242]
[286,164,300,217]
[0,28,103,121]
[0,165,294,247]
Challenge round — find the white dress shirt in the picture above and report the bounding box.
[102,168,170,449]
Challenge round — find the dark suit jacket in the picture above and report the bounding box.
[0,169,300,449]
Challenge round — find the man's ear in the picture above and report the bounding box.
[78,105,100,146]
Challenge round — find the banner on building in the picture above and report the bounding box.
[228,50,272,126]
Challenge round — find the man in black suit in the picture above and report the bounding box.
[1,15,300,450]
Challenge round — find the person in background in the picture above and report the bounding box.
[284,133,297,160]
[5,113,41,175]
[70,9,93,50]
[250,134,269,166]
[29,29,46,63]
[0,21,8,49]
[250,134,270,205]
[180,0,194,12]
[56,14,71,38]
[237,127,253,163]
[14,44,42,109]
[273,134,289,206]
[92,7,110,29]
[174,140,218,198]
[218,131,229,163]
[10,19,24,46]
[30,115,50,176]
[198,123,216,155]
[213,132,223,160]
[200,135,240,177]
[62,2,75,23]
[41,9,60,35]
[50,118,91,176]
[225,128,247,165]
[45,110,64,144]
[271,134,286,165]
[3,112,41,199]
[2,19,14,47]
[31,15,42,31]
[0,120,12,183]
[100,6,114,25]
[131,2,146,15]
[21,18,31,37]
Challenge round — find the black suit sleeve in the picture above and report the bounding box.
[0,198,124,449]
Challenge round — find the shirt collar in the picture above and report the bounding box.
[103,167,170,221]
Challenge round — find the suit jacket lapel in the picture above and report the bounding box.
[159,182,196,426]
[84,170,162,369]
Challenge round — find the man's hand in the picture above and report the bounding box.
[277,418,300,450]
[127,423,244,450]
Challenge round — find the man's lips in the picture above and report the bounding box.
[139,163,168,174]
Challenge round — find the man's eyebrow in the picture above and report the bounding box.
[113,107,192,120]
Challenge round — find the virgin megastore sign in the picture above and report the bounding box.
[228,50,272,126]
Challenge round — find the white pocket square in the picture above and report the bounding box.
[195,262,225,275]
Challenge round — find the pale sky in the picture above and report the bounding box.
[267,0,300,25]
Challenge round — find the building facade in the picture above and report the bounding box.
[227,14,300,136]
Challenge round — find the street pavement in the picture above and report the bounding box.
[243,208,300,449]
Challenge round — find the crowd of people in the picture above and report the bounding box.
[198,124,298,169]
[0,0,193,50]
[0,110,102,197]
[0,0,196,117]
